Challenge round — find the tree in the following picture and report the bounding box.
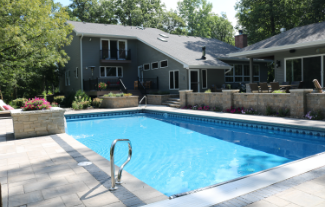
[235,0,325,45]
[158,10,186,34]
[68,0,118,24]
[177,0,213,37]
[209,13,235,45]
[0,0,73,84]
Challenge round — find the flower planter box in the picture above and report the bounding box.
[11,107,65,139]
[100,96,138,108]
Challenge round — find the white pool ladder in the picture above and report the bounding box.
[139,95,147,108]
[109,139,133,191]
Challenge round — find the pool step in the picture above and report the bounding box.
[162,97,181,108]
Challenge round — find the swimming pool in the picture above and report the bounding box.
[66,112,325,196]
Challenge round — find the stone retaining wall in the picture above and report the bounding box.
[234,93,290,114]
[147,94,178,105]
[180,89,321,118]
[100,96,138,108]
[11,107,65,139]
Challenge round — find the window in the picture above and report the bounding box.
[99,66,123,77]
[100,39,128,60]
[76,67,78,78]
[202,69,207,89]
[65,70,70,86]
[160,60,168,68]
[143,63,150,71]
[225,64,260,83]
[152,62,159,69]
[169,70,179,90]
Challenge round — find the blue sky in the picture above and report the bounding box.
[54,0,239,27]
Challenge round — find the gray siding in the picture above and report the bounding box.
[82,38,138,90]
[137,41,187,94]
[61,32,81,94]
[274,46,323,84]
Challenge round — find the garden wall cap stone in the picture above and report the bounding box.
[10,107,65,116]
[289,89,313,93]
[222,89,240,93]
[179,90,193,92]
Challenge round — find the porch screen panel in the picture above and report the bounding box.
[100,67,105,77]
[118,67,122,77]
[303,56,321,88]
[106,67,117,77]
[286,59,302,82]
[169,71,174,89]
[175,71,179,89]
[202,70,207,88]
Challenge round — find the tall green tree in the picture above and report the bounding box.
[209,13,235,45]
[0,0,72,100]
[235,0,325,45]
[68,0,118,24]
[158,10,186,34]
[177,0,213,37]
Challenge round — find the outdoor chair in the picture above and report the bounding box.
[134,81,138,90]
[249,83,260,93]
[270,82,280,92]
[145,81,152,89]
[259,82,270,93]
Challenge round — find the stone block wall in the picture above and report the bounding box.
[186,92,224,108]
[11,107,65,139]
[306,93,325,115]
[234,93,290,114]
[180,89,321,118]
[100,96,138,108]
[147,94,179,105]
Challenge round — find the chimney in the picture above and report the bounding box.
[235,30,247,49]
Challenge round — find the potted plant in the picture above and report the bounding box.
[98,82,107,91]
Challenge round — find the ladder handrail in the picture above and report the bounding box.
[139,95,147,107]
[109,139,132,191]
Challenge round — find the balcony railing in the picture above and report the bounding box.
[100,49,131,61]
[83,77,127,93]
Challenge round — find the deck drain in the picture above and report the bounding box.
[78,161,92,166]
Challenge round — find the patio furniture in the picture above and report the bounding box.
[134,81,138,90]
[249,83,260,93]
[313,79,323,93]
[259,82,271,93]
[145,81,152,89]
[210,84,222,92]
[270,82,280,92]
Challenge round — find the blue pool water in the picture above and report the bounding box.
[66,114,325,196]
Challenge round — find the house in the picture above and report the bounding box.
[228,21,325,89]
[61,21,269,96]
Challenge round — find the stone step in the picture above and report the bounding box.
[168,98,180,101]
[162,103,181,108]
[164,100,180,104]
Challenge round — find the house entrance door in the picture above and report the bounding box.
[190,70,200,92]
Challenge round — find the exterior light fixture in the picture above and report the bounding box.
[89,66,95,76]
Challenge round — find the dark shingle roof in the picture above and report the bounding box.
[67,21,243,68]
[231,21,325,55]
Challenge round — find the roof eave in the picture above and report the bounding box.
[228,39,325,57]
[188,65,231,69]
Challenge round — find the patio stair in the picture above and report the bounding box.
[163,97,181,108]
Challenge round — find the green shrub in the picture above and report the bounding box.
[42,91,47,100]
[272,90,286,93]
[22,97,51,111]
[12,98,28,108]
[305,110,324,120]
[51,102,58,107]
[266,105,277,116]
[54,96,65,105]
[204,89,211,93]
[92,98,102,108]
[278,108,290,117]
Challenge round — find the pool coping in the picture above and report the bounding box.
[64,106,325,207]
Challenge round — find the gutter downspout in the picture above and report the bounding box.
[80,34,84,90]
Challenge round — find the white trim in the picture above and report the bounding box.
[151,62,159,70]
[99,66,123,78]
[169,70,179,90]
[160,60,168,68]
[189,69,200,92]
[143,63,150,71]
[76,67,79,79]
[189,65,232,69]
[228,39,325,57]
[201,69,208,89]
[284,54,325,83]
[80,34,83,90]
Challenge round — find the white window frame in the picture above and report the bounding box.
[284,54,325,86]
[201,69,208,89]
[117,40,128,60]
[151,62,159,70]
[160,60,168,68]
[225,64,260,83]
[169,70,179,90]
[75,67,78,78]
[143,63,150,71]
[99,66,123,78]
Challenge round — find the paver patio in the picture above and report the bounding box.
[1,106,325,207]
